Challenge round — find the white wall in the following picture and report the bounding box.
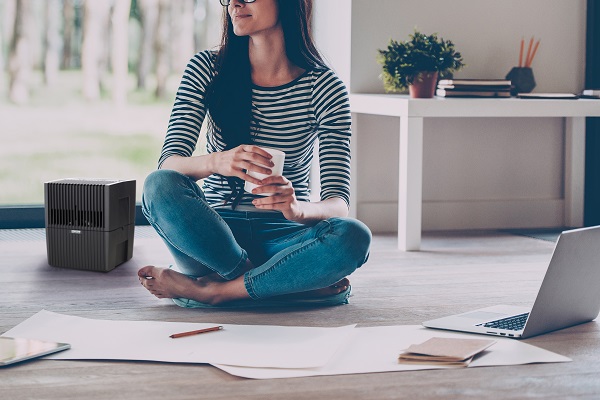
[350,0,586,94]
[314,0,588,232]
[312,1,352,86]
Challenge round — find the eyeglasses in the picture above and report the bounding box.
[219,0,257,6]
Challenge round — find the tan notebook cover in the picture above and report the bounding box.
[399,337,496,366]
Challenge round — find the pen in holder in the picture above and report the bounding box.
[506,67,536,96]
[508,36,540,95]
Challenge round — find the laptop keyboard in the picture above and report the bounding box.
[476,313,529,331]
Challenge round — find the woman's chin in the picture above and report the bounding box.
[232,23,251,37]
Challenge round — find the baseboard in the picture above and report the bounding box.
[357,199,566,233]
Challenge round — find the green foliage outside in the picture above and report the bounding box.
[0,69,201,205]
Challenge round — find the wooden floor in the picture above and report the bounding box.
[1,227,599,399]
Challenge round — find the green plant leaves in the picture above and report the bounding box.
[377,30,465,92]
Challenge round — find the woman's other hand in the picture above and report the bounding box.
[251,175,303,221]
[211,145,274,184]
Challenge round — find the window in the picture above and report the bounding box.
[0,0,222,227]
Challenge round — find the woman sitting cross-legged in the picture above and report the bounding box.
[138,0,372,307]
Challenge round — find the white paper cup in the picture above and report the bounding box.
[244,147,285,196]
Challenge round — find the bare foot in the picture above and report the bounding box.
[138,266,349,304]
[271,278,351,300]
[138,265,249,305]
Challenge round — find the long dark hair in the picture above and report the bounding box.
[205,0,326,150]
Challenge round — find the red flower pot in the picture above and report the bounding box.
[408,71,439,98]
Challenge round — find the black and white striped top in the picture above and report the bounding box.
[158,50,351,208]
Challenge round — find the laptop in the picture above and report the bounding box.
[423,226,600,339]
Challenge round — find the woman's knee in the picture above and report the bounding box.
[329,217,372,268]
[144,169,191,203]
[144,169,173,200]
[143,170,203,217]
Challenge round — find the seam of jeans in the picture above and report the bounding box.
[245,236,321,299]
[270,225,308,244]
[243,273,259,299]
[245,220,333,299]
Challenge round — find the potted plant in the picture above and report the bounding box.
[377,30,465,98]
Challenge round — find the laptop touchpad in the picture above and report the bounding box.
[459,311,506,320]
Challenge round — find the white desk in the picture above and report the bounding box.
[350,94,600,251]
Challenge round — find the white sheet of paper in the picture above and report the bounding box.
[213,326,572,379]
[2,310,355,369]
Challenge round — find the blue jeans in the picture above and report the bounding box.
[142,169,371,300]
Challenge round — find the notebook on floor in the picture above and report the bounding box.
[423,226,600,339]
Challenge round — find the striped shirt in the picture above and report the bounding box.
[158,50,351,208]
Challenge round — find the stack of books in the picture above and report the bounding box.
[436,79,512,98]
[581,89,600,99]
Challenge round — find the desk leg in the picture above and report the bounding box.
[348,113,359,219]
[565,117,585,227]
[398,117,423,251]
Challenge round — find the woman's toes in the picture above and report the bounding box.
[138,265,157,279]
[330,278,350,289]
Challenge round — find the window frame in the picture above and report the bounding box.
[0,205,148,229]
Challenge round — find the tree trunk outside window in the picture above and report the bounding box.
[61,0,75,69]
[44,0,62,86]
[81,0,110,101]
[111,0,131,106]
[170,0,195,76]
[154,0,170,99]
[136,0,159,90]
[8,0,33,105]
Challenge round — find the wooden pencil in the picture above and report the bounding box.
[170,325,223,339]
[519,38,524,67]
[527,40,540,67]
[524,36,534,69]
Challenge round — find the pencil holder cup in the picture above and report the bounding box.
[506,67,536,95]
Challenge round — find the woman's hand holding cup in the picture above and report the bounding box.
[244,147,286,196]
[212,145,274,184]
